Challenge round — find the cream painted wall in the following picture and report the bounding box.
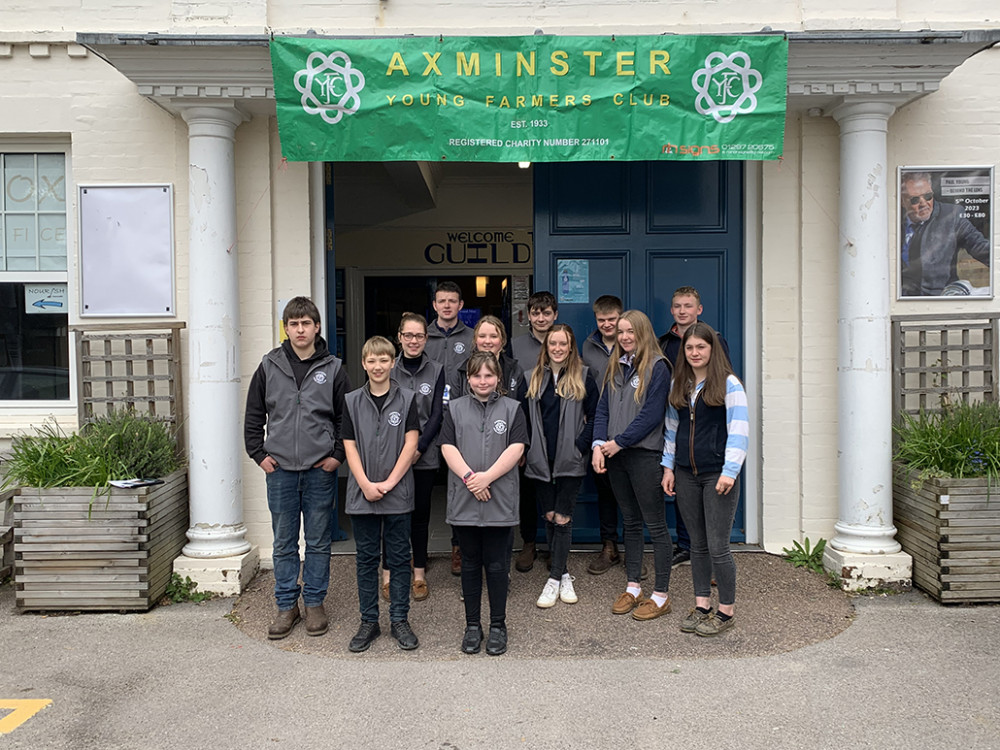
[0,44,177,446]
[760,113,805,552]
[2,0,997,41]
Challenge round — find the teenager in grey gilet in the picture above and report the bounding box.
[521,336,599,608]
[445,392,524,526]
[343,384,417,515]
[391,353,445,471]
[592,310,673,621]
[524,366,593,482]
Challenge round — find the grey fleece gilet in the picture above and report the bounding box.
[523,366,590,482]
[510,331,543,373]
[445,393,523,527]
[391,353,444,471]
[581,333,613,386]
[260,347,343,470]
[425,319,475,395]
[608,356,666,453]
[343,383,417,515]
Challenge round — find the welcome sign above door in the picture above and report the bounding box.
[270,35,787,162]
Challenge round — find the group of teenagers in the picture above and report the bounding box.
[244,282,749,657]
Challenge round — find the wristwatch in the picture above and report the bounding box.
[462,470,474,484]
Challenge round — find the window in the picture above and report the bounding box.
[1,152,69,401]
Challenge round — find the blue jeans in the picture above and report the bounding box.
[266,466,336,610]
[352,513,412,623]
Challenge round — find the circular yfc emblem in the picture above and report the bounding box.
[493,420,508,435]
[419,382,433,396]
[691,50,762,124]
[313,371,328,384]
[630,375,640,389]
[387,411,402,426]
[510,377,518,391]
[294,51,366,125]
[454,342,466,354]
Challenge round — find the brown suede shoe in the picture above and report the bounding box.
[632,596,672,621]
[304,604,328,636]
[412,578,429,601]
[586,541,621,575]
[611,591,645,615]
[451,546,462,576]
[514,541,537,573]
[267,605,301,640]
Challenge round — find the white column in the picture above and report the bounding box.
[825,100,911,588]
[179,105,252,560]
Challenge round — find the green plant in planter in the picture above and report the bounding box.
[893,401,1000,484]
[2,411,183,491]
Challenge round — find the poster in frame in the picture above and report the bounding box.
[898,165,993,299]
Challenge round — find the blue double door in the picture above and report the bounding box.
[532,160,745,543]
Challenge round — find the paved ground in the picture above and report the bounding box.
[232,551,854,659]
[1,552,998,750]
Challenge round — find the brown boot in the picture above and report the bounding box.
[304,604,328,637]
[268,605,301,640]
[451,546,462,576]
[587,541,620,575]
[515,541,537,573]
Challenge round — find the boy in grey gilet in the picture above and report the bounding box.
[342,337,421,653]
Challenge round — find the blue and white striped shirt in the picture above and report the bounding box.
[661,374,748,479]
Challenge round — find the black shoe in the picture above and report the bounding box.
[461,624,483,654]
[485,625,508,656]
[391,620,419,651]
[348,621,381,653]
[672,548,691,567]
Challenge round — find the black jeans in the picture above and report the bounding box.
[518,465,539,545]
[593,469,620,544]
[410,468,436,569]
[674,468,740,606]
[454,525,514,628]
[536,475,582,579]
[607,448,672,593]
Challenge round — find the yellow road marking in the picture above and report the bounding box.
[0,700,52,734]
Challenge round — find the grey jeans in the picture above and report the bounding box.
[673,468,740,606]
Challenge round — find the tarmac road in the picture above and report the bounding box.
[1,557,998,750]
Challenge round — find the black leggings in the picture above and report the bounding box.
[454,525,514,628]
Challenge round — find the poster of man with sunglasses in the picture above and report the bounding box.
[899,166,993,298]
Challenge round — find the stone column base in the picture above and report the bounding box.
[823,547,913,592]
[173,546,260,597]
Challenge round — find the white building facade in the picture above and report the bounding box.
[2,1,998,592]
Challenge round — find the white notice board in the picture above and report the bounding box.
[79,184,175,316]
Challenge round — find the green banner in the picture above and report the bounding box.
[271,35,787,162]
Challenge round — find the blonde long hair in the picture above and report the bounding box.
[526,324,586,401]
[603,310,662,404]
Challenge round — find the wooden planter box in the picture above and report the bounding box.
[893,463,1000,603]
[13,470,188,612]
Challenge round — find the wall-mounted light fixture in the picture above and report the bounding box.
[476,276,488,297]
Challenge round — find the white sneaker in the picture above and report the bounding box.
[559,574,578,604]
[536,578,560,608]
